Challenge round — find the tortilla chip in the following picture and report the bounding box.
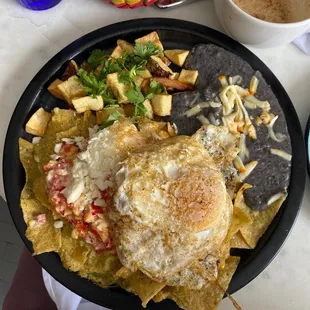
[22,197,61,254]
[230,231,251,249]
[79,250,121,287]
[33,175,50,208]
[115,266,135,279]
[117,271,165,308]
[46,108,79,135]
[59,225,91,272]
[240,196,286,248]
[19,138,41,186]
[155,256,240,310]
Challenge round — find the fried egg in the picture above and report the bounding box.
[111,136,232,283]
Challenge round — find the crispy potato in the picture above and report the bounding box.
[146,56,173,78]
[62,60,79,81]
[72,96,104,113]
[110,45,124,59]
[178,69,199,87]
[48,79,65,100]
[164,49,190,67]
[141,79,151,95]
[135,31,163,50]
[57,76,86,105]
[151,94,172,116]
[137,69,152,79]
[117,39,134,53]
[153,77,194,91]
[106,72,129,104]
[143,99,154,119]
[122,103,135,117]
[26,108,52,136]
[96,107,125,125]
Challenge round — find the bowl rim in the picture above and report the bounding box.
[227,0,310,27]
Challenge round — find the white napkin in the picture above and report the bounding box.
[293,30,310,54]
[42,269,110,310]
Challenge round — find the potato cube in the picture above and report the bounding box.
[106,73,129,104]
[48,79,65,100]
[96,107,125,125]
[57,76,86,105]
[143,99,154,119]
[110,45,124,59]
[122,104,135,117]
[25,108,52,136]
[151,94,172,116]
[117,40,134,53]
[178,69,198,87]
[62,60,79,81]
[72,96,104,113]
[135,31,163,50]
[137,69,152,79]
[164,49,190,67]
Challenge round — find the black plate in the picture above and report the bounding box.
[3,18,306,309]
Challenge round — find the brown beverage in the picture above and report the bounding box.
[233,0,310,23]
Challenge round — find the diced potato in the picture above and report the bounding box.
[96,107,125,125]
[164,49,190,67]
[153,77,194,91]
[169,72,180,80]
[117,40,134,53]
[178,69,198,87]
[62,60,79,81]
[48,79,65,100]
[143,99,154,119]
[141,79,151,95]
[134,76,144,88]
[110,45,124,59]
[106,73,129,104]
[137,69,152,79]
[135,31,163,50]
[146,56,173,78]
[72,96,104,113]
[25,108,52,136]
[57,76,86,105]
[151,94,172,116]
[122,104,135,117]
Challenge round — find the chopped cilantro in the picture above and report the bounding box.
[87,50,109,70]
[78,69,107,97]
[100,111,121,129]
[134,42,162,59]
[78,69,116,105]
[126,87,145,105]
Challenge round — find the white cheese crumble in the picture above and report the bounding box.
[61,127,122,204]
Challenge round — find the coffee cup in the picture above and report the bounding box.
[214,0,310,47]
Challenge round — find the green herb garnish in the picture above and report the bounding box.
[100,111,121,129]
[87,50,109,70]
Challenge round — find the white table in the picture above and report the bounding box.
[1,1,310,309]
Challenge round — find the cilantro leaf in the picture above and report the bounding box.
[88,50,109,70]
[97,59,122,80]
[78,69,117,105]
[78,69,107,97]
[126,87,145,105]
[118,66,137,85]
[100,111,121,129]
[134,42,162,59]
[134,102,147,116]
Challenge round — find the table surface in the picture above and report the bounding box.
[1,1,310,309]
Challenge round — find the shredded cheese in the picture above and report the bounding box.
[196,114,210,125]
[267,116,286,143]
[268,192,287,206]
[249,76,259,95]
[270,148,292,161]
[239,161,258,181]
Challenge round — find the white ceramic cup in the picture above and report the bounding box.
[214,0,310,47]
